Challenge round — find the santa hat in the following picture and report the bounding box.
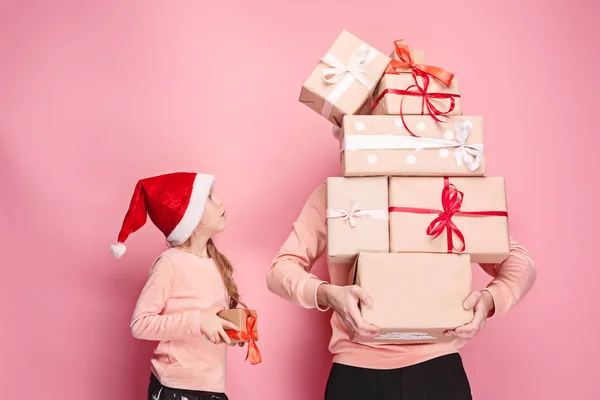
[110,172,215,259]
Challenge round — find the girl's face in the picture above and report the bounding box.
[196,189,226,235]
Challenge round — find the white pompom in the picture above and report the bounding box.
[110,243,127,259]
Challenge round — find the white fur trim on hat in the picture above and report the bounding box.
[166,173,215,245]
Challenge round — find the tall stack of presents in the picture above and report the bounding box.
[222,29,511,352]
[299,30,509,343]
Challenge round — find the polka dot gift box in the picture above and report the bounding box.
[341,115,485,177]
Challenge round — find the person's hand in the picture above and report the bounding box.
[318,284,380,338]
[200,307,240,345]
[445,290,494,339]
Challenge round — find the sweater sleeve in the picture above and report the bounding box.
[479,237,537,318]
[266,183,329,310]
[130,255,203,341]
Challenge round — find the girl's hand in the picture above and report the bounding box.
[200,307,240,345]
[445,290,494,339]
[318,284,380,338]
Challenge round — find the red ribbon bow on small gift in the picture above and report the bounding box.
[372,69,461,136]
[385,39,455,86]
[373,40,460,136]
[226,315,262,365]
[389,178,508,253]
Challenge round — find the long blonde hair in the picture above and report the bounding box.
[174,238,245,309]
[207,238,245,309]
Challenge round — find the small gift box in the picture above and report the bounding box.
[341,115,485,177]
[371,40,462,133]
[350,252,473,344]
[372,74,462,117]
[217,308,261,365]
[389,176,510,263]
[299,29,390,126]
[326,177,389,264]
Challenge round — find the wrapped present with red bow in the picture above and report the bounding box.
[299,30,391,126]
[326,177,389,264]
[389,177,509,263]
[217,308,262,365]
[371,40,462,132]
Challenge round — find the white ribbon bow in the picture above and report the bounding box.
[342,120,484,171]
[452,120,483,171]
[319,44,378,119]
[321,44,376,90]
[326,201,388,228]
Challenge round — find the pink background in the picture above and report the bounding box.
[1,0,598,398]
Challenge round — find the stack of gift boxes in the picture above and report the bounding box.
[300,30,510,344]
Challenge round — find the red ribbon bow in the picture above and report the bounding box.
[372,69,461,136]
[226,315,262,365]
[373,40,460,136]
[384,39,454,86]
[389,178,508,253]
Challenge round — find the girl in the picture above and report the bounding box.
[266,132,537,400]
[111,172,244,400]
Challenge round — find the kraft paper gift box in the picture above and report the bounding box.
[372,74,462,117]
[341,115,485,177]
[326,177,389,264]
[217,308,258,344]
[299,29,391,126]
[217,308,262,365]
[350,252,473,344]
[389,177,510,264]
[370,40,461,117]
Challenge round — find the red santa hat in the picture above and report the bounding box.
[110,172,215,259]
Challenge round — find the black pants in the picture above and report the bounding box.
[325,353,472,400]
[148,374,229,400]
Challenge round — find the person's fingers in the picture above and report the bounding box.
[347,303,379,337]
[356,321,380,337]
[462,291,482,311]
[344,315,359,333]
[446,330,475,339]
[346,302,365,328]
[210,333,220,344]
[455,307,486,333]
[220,319,240,331]
[454,322,477,334]
[218,328,231,345]
[350,286,373,307]
[341,310,359,334]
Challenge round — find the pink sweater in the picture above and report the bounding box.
[131,249,228,392]
[267,182,537,370]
